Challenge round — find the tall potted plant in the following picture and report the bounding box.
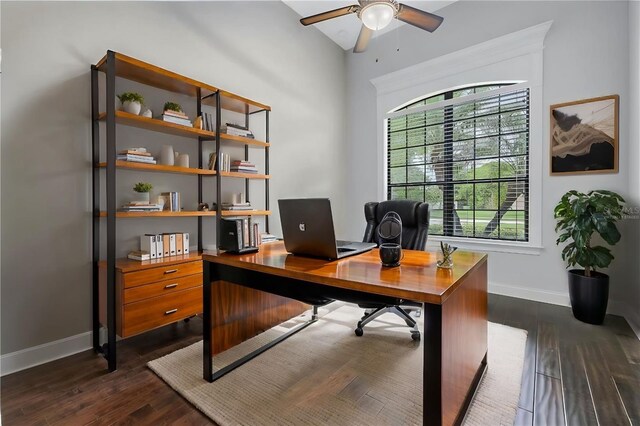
[554,190,625,324]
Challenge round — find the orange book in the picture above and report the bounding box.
[175,233,183,255]
[162,234,171,257]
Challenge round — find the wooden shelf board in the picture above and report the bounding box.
[220,210,271,216]
[98,252,204,273]
[95,52,217,98]
[100,211,216,218]
[98,111,216,139]
[219,171,270,180]
[202,90,271,114]
[98,161,216,176]
[219,133,270,147]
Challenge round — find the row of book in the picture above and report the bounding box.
[221,123,254,139]
[131,233,190,260]
[117,148,156,164]
[120,201,162,212]
[161,110,192,127]
[202,112,215,132]
[221,218,260,249]
[230,160,258,174]
[159,192,181,212]
[214,152,233,172]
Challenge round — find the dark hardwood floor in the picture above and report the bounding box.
[1,295,638,425]
[488,294,639,426]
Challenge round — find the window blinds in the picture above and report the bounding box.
[386,85,530,241]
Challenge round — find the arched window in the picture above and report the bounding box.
[386,84,529,241]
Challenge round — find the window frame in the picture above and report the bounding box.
[371,22,551,254]
[386,84,531,243]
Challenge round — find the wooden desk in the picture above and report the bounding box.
[202,242,488,426]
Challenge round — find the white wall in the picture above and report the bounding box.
[345,2,634,314]
[628,0,640,333]
[0,1,348,355]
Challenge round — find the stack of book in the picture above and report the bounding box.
[117,148,156,164]
[161,110,192,127]
[221,202,254,211]
[128,250,151,261]
[230,161,258,174]
[221,123,254,139]
[120,201,162,212]
[260,233,278,244]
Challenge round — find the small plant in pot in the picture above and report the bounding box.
[118,92,144,115]
[554,190,625,324]
[133,182,153,204]
[164,102,183,113]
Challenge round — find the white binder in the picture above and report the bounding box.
[141,235,157,259]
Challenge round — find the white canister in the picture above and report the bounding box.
[176,153,189,168]
[160,145,175,166]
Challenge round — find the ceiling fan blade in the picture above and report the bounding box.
[353,25,373,53]
[300,5,359,26]
[397,3,444,32]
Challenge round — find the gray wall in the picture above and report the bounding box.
[344,2,634,313]
[0,1,347,354]
[628,0,640,332]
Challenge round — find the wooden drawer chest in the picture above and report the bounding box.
[99,254,203,338]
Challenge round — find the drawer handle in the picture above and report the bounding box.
[164,283,178,289]
[165,309,178,315]
[164,269,179,275]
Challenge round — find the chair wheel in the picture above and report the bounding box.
[355,327,364,337]
[411,332,421,341]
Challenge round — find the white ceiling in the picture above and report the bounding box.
[283,1,456,50]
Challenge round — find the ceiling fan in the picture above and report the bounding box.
[299,1,444,53]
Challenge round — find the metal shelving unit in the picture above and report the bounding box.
[91,50,271,371]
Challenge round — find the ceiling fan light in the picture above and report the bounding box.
[361,3,395,31]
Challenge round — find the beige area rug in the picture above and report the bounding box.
[149,305,527,426]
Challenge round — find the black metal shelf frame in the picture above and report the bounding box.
[91,51,271,372]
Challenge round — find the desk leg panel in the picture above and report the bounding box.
[441,260,488,425]
[203,261,212,381]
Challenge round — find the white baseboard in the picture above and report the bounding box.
[489,281,640,340]
[489,281,571,307]
[0,331,93,377]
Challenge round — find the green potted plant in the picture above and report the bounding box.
[554,190,625,324]
[164,102,183,113]
[133,182,153,203]
[118,92,144,115]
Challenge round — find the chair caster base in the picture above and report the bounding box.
[411,331,421,341]
[355,327,364,337]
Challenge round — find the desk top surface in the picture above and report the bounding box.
[203,242,486,304]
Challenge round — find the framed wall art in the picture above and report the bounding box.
[550,95,619,175]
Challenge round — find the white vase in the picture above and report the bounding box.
[123,101,142,115]
[134,192,150,203]
[160,145,175,166]
[140,108,152,118]
[176,153,189,168]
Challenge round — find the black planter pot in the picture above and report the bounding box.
[567,269,609,325]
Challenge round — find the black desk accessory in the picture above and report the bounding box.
[378,211,403,267]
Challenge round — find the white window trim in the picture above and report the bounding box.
[371,21,552,254]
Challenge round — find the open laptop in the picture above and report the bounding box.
[278,198,376,260]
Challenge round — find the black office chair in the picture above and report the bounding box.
[355,200,430,341]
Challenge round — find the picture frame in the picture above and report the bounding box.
[549,94,619,175]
